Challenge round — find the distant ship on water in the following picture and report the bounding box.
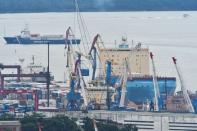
[3,27,80,45]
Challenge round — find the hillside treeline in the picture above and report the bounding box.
[0,0,197,13]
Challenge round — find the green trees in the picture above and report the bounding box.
[0,114,17,131]
[83,117,95,131]
[83,117,138,131]
[20,113,81,131]
[97,122,119,131]
[0,113,137,131]
[0,114,15,121]
[20,113,43,131]
[42,115,81,131]
[121,124,138,131]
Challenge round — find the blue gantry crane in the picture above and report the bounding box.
[66,52,88,111]
[64,27,88,111]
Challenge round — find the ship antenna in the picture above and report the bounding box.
[114,40,117,48]
[122,36,127,44]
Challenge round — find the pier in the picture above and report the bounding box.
[40,111,197,131]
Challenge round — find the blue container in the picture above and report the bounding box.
[81,69,89,76]
[192,99,197,113]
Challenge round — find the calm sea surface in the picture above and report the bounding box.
[0,11,197,91]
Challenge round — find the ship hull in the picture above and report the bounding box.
[4,37,80,45]
[110,76,176,103]
[126,77,176,103]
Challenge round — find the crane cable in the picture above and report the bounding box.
[74,0,90,56]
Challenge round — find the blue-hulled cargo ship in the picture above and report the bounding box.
[126,77,176,103]
[3,27,80,45]
[95,39,177,104]
[109,76,176,103]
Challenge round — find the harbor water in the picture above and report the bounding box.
[0,11,197,91]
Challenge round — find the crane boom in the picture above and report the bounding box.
[74,53,88,107]
[88,34,101,81]
[77,65,88,107]
[66,52,88,111]
[172,57,194,113]
[88,34,100,55]
[65,27,75,82]
[65,27,86,111]
[106,60,112,110]
[75,51,90,60]
[150,52,161,111]
[119,58,128,108]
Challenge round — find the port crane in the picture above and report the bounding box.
[65,27,75,72]
[0,64,21,82]
[150,52,162,111]
[172,57,195,113]
[110,58,129,110]
[78,33,107,83]
[75,53,88,108]
[88,34,102,81]
[65,28,88,111]
[66,53,88,111]
[76,52,113,110]
[65,29,117,110]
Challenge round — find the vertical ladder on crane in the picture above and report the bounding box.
[172,57,194,113]
[150,52,161,111]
